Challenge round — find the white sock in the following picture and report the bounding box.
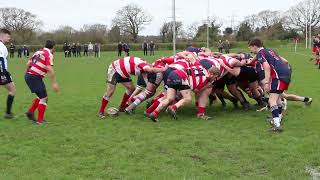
[273,117,281,127]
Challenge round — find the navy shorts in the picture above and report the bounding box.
[137,73,163,87]
[270,79,289,94]
[166,71,190,90]
[0,71,13,85]
[25,74,48,98]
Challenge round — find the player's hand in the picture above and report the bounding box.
[263,83,270,93]
[52,82,60,93]
[162,65,169,72]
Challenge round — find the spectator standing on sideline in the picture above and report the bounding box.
[63,43,69,58]
[123,43,130,56]
[142,41,148,56]
[71,43,77,57]
[117,42,123,56]
[17,46,22,58]
[94,43,100,58]
[149,41,155,56]
[76,43,82,57]
[83,43,88,56]
[67,44,72,57]
[9,43,15,58]
[88,42,94,57]
[224,40,230,54]
[217,40,223,53]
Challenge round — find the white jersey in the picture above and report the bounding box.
[0,41,8,72]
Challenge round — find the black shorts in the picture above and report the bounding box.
[162,67,174,83]
[166,71,190,91]
[137,73,163,87]
[237,66,258,83]
[212,74,236,90]
[107,65,132,85]
[25,74,48,98]
[0,71,13,85]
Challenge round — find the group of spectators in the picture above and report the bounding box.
[63,42,101,58]
[217,40,231,54]
[117,42,131,57]
[9,43,30,58]
[142,41,155,56]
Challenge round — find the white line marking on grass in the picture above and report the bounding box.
[306,166,320,180]
[294,52,310,57]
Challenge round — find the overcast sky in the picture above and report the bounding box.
[1,0,301,35]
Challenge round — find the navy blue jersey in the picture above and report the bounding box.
[185,47,202,54]
[257,48,291,84]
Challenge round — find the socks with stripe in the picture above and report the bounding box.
[29,98,40,113]
[99,96,109,113]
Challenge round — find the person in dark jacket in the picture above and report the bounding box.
[71,43,77,57]
[94,43,100,58]
[118,42,123,56]
[76,43,82,57]
[83,43,88,56]
[142,41,148,56]
[17,47,22,58]
[63,43,69,58]
[9,43,15,58]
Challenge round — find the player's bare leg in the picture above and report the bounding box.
[282,93,312,106]
[196,88,212,120]
[149,88,176,122]
[125,83,157,113]
[127,86,144,105]
[167,89,192,120]
[4,82,16,119]
[227,84,250,110]
[118,81,135,111]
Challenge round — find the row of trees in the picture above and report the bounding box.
[1,0,320,45]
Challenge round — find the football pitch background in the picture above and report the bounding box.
[0,47,319,179]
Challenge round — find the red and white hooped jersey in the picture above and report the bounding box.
[26,48,54,77]
[220,55,239,68]
[152,56,175,68]
[200,56,228,79]
[169,58,191,70]
[112,56,150,78]
[187,64,210,91]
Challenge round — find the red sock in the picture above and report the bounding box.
[197,107,206,115]
[99,97,109,113]
[120,93,130,109]
[170,104,177,110]
[37,103,47,122]
[128,96,135,104]
[315,58,320,65]
[151,92,165,103]
[146,100,160,113]
[153,110,160,117]
[29,98,40,113]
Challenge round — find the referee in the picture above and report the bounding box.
[0,28,16,119]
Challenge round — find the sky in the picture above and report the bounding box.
[0,0,301,35]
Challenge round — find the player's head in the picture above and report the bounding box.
[200,59,220,79]
[0,28,11,43]
[45,40,56,50]
[248,38,263,54]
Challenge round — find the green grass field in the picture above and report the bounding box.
[0,47,319,179]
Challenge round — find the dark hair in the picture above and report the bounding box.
[248,38,263,48]
[45,40,55,49]
[0,28,11,35]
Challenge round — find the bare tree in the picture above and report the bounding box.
[112,4,152,43]
[185,22,199,40]
[257,10,282,29]
[0,7,42,43]
[159,21,183,42]
[285,0,320,32]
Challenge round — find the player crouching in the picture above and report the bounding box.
[98,56,167,118]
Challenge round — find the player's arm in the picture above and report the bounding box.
[262,62,271,93]
[219,60,240,76]
[279,56,289,64]
[144,65,168,73]
[46,65,59,92]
